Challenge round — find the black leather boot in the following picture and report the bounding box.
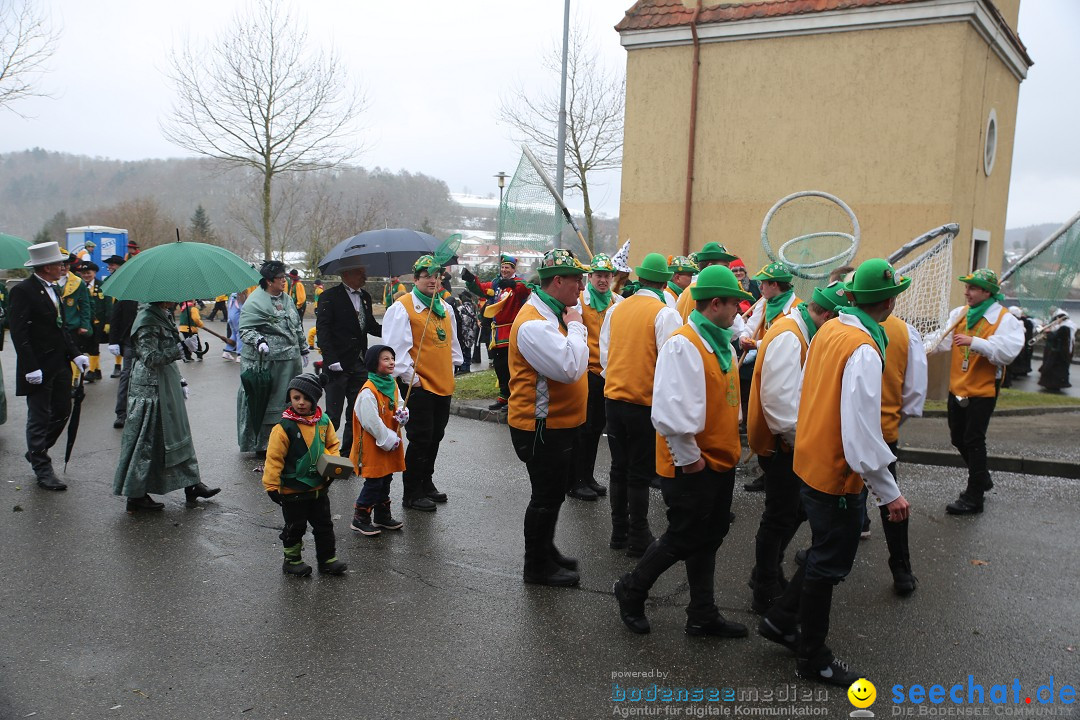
[184,482,221,505]
[615,540,681,634]
[879,507,916,595]
[523,506,579,587]
[126,495,164,513]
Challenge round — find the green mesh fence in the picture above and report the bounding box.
[1002,212,1080,323]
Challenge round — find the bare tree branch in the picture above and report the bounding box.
[161,0,366,260]
[0,0,60,115]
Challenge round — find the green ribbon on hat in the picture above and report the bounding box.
[838,307,889,366]
[412,287,446,318]
[690,310,733,373]
[765,289,794,325]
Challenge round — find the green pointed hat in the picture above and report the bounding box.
[846,258,911,303]
[811,280,851,312]
[589,253,615,272]
[694,242,738,262]
[690,265,754,301]
[635,252,674,283]
[536,248,588,278]
[958,268,1000,294]
[668,255,698,274]
[752,261,794,283]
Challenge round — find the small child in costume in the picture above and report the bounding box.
[263,372,348,576]
[349,345,409,536]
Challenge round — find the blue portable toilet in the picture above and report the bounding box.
[65,226,129,280]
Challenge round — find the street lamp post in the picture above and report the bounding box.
[495,171,508,262]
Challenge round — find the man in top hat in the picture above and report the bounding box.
[929,268,1023,515]
[462,254,530,411]
[316,258,381,458]
[383,254,462,512]
[287,269,308,321]
[675,242,739,322]
[745,280,850,613]
[74,261,107,381]
[507,248,590,586]
[600,252,682,557]
[759,258,911,686]
[614,265,753,637]
[8,242,90,489]
[663,255,698,309]
[568,253,622,502]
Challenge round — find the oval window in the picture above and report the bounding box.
[984,109,998,176]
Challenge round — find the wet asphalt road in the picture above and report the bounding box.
[1,335,1078,719]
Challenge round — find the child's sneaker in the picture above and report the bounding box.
[373,501,403,530]
[350,507,382,536]
[282,559,312,576]
[318,558,348,575]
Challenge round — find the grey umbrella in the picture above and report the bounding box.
[318,228,458,277]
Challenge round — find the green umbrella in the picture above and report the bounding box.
[0,232,32,270]
[102,241,262,302]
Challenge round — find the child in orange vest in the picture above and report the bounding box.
[349,345,409,535]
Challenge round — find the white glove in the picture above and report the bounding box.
[393,407,410,425]
[25,369,43,385]
[73,355,90,373]
[301,352,310,368]
[257,342,270,356]
[328,362,343,372]
[108,344,121,356]
[181,335,201,353]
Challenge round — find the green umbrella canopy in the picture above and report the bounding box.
[102,241,262,302]
[0,232,32,270]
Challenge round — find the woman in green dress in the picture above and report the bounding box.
[113,301,220,513]
[237,261,309,453]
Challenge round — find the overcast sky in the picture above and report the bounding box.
[0,0,1075,229]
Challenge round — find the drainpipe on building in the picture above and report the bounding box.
[681,1,703,257]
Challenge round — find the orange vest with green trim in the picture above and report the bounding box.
[350,380,406,479]
[655,326,742,476]
[507,304,588,431]
[399,296,455,397]
[949,311,1006,398]
[747,315,807,456]
[880,315,910,444]
[603,293,665,406]
[794,319,880,496]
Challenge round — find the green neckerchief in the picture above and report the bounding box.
[765,289,794,325]
[293,414,329,486]
[412,286,446,318]
[638,285,667,304]
[689,310,733,373]
[795,302,818,342]
[587,281,613,314]
[533,287,568,329]
[966,297,997,330]
[839,307,888,366]
[666,281,683,298]
[368,372,397,411]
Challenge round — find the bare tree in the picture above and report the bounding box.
[499,26,624,246]
[0,0,60,114]
[162,0,364,261]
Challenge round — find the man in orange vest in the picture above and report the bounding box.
[507,249,589,587]
[600,253,682,558]
[758,258,911,686]
[568,253,621,502]
[382,255,462,512]
[930,269,1023,515]
[663,255,697,308]
[745,280,849,614]
[613,265,752,636]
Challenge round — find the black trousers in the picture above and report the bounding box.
[206,300,227,321]
[25,367,74,479]
[324,370,367,456]
[947,394,996,499]
[402,387,451,501]
[491,346,510,400]
[605,399,655,490]
[279,490,336,563]
[511,424,577,573]
[753,447,805,592]
[572,372,607,483]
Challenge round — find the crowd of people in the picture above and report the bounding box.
[0,235,1067,688]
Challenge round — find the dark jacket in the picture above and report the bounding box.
[315,283,382,374]
[8,275,80,396]
[109,298,139,349]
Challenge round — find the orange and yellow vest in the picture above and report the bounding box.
[398,296,455,397]
[747,315,808,456]
[579,290,616,376]
[949,310,1007,398]
[794,319,880,496]
[880,315,910,444]
[655,326,742,476]
[508,304,588,431]
[603,293,666,406]
[350,380,406,479]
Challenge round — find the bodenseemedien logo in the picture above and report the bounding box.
[849,678,877,717]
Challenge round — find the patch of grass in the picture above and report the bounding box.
[923,387,1080,412]
[454,369,500,400]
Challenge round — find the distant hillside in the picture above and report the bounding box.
[0,149,459,264]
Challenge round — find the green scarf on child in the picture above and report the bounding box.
[368,372,397,411]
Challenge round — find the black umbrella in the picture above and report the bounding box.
[240,355,273,430]
[318,228,458,277]
[64,375,86,471]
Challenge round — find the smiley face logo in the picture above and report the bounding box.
[848,678,876,709]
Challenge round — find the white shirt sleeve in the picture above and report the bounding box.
[759,330,803,446]
[599,302,616,378]
[901,323,927,421]
[741,299,764,341]
[840,345,901,506]
[446,302,463,367]
[517,317,589,384]
[731,313,745,338]
[654,307,682,349]
[355,387,398,451]
[651,334,706,467]
[970,307,1025,367]
[381,302,417,386]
